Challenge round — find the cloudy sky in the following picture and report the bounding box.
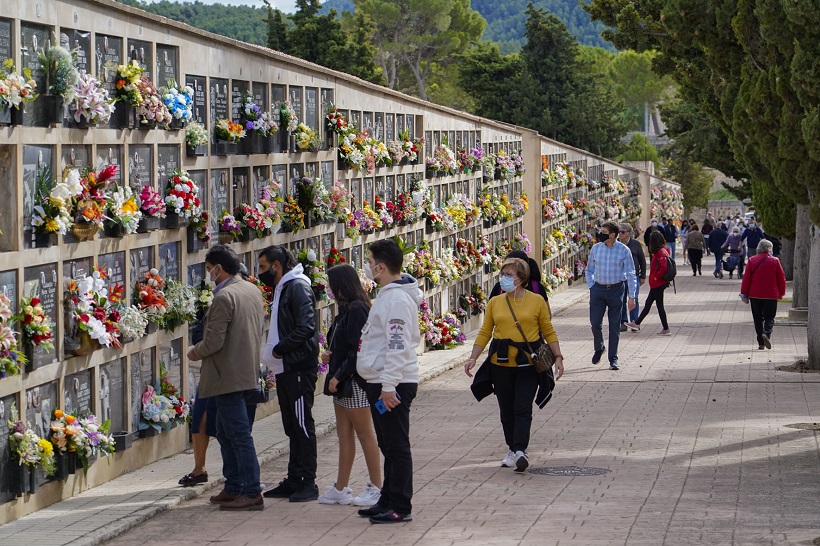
[145,0,298,12]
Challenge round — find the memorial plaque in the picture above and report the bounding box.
[375,112,384,141]
[159,338,183,395]
[189,169,209,231]
[129,144,153,192]
[363,112,373,134]
[157,144,180,198]
[26,381,57,444]
[96,34,123,128]
[396,174,405,194]
[350,110,361,131]
[62,258,92,351]
[231,79,248,121]
[20,22,51,126]
[425,130,433,147]
[187,263,205,288]
[449,131,455,148]
[0,270,17,314]
[395,114,404,137]
[0,394,17,505]
[351,246,362,269]
[0,18,12,62]
[96,146,123,186]
[455,131,462,149]
[185,74,207,126]
[127,39,152,73]
[271,84,285,153]
[272,164,287,200]
[385,113,395,143]
[130,247,154,289]
[290,238,305,253]
[210,169,230,229]
[341,248,350,266]
[289,86,303,120]
[63,30,91,75]
[97,251,126,299]
[406,115,415,139]
[100,358,126,433]
[350,178,361,209]
[321,161,334,186]
[375,177,386,199]
[321,233,334,257]
[252,82,268,112]
[307,236,320,255]
[155,44,178,87]
[64,370,92,416]
[320,88,334,149]
[130,350,148,432]
[233,167,250,207]
[406,231,415,245]
[253,166,269,202]
[320,88,334,111]
[22,145,54,247]
[210,77,229,123]
[305,87,318,130]
[60,145,90,173]
[289,164,304,196]
[23,264,58,368]
[158,242,180,281]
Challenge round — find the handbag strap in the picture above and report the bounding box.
[749,255,769,278]
[504,295,539,357]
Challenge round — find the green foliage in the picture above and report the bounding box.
[709,188,736,201]
[263,0,289,52]
[662,156,713,214]
[617,133,661,172]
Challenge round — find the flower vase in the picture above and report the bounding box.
[23,343,38,372]
[186,227,208,253]
[280,130,290,152]
[0,104,23,126]
[29,467,39,493]
[138,426,161,438]
[239,134,256,155]
[166,212,189,229]
[146,321,159,334]
[215,139,237,156]
[218,232,235,245]
[482,219,491,228]
[71,331,101,356]
[168,118,186,130]
[14,465,29,497]
[136,216,161,233]
[113,431,133,451]
[71,221,99,242]
[74,118,97,130]
[41,95,65,126]
[103,221,126,238]
[239,227,256,242]
[186,144,208,157]
[32,232,57,248]
[138,118,157,130]
[484,264,491,275]
[67,451,78,474]
[112,104,138,129]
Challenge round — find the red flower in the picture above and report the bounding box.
[31,297,41,306]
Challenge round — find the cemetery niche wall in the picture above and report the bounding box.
[0,0,682,522]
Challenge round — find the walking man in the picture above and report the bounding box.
[742,219,765,258]
[188,245,265,511]
[258,245,321,503]
[618,222,646,328]
[586,221,638,370]
[709,222,729,278]
[662,217,679,261]
[356,239,422,524]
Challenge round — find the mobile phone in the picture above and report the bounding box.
[374,393,400,414]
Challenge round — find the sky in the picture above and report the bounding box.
[144,0,298,12]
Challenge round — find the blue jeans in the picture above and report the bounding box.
[215,390,262,497]
[590,282,625,364]
[666,242,676,261]
[713,249,724,274]
[621,282,640,323]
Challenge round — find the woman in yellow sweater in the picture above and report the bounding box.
[464,258,564,473]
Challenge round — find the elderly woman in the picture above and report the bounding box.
[740,239,786,350]
[464,258,564,473]
[683,224,706,276]
[722,225,746,279]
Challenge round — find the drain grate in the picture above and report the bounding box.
[528,466,611,476]
[785,423,820,431]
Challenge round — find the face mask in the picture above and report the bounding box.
[327,287,335,300]
[749,223,755,228]
[500,276,518,293]
[258,267,277,287]
[208,265,221,285]
[651,222,658,227]
[597,232,610,243]
[364,262,380,282]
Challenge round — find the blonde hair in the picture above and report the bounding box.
[501,258,529,284]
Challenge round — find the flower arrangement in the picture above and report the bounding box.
[194,279,214,318]
[238,92,278,136]
[16,294,54,352]
[426,210,445,232]
[0,59,37,109]
[318,329,330,375]
[134,268,168,324]
[215,118,246,142]
[494,151,516,180]
[511,232,532,254]
[247,276,273,316]
[339,131,366,171]
[374,195,394,229]
[512,151,525,176]
[326,105,352,136]
[298,248,329,303]
[159,363,191,422]
[326,247,345,268]
[69,73,115,125]
[116,305,148,341]
[294,123,320,150]
[106,185,142,234]
[260,366,276,392]
[234,203,268,239]
[281,196,305,233]
[51,409,115,473]
[37,39,80,102]
[137,185,166,219]
[185,121,209,148]
[471,284,487,315]
[69,268,123,348]
[0,294,26,378]
[31,166,76,235]
[73,165,118,228]
[49,409,84,455]
[389,129,424,164]
[139,385,177,432]
[190,210,212,243]
[458,147,484,173]
[257,179,283,232]
[426,143,458,173]
[114,60,143,106]
[162,79,193,123]
[219,210,242,240]
[8,404,56,476]
[135,76,172,126]
[430,313,466,350]
[277,99,299,133]
[327,182,351,222]
[358,201,382,233]
[164,169,202,219]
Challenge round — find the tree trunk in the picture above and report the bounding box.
[793,204,811,308]
[780,237,794,281]
[806,223,820,369]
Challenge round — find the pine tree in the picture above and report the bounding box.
[263,0,289,53]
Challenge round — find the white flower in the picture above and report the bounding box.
[307,249,317,262]
[66,169,83,196]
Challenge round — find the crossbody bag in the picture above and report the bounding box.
[504,296,555,374]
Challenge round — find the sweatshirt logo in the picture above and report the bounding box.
[388,319,405,350]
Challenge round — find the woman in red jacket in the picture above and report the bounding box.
[626,231,671,335]
[740,239,786,350]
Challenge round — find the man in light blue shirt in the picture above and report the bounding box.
[585,221,638,370]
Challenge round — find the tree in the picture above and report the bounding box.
[617,133,661,172]
[662,156,713,217]
[263,0,289,52]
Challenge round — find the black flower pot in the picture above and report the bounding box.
[13,465,28,497]
[104,221,126,238]
[187,227,209,252]
[23,343,38,373]
[67,451,78,475]
[136,216,161,233]
[168,118,186,130]
[239,134,256,155]
[280,130,290,152]
[166,212,189,229]
[138,426,161,438]
[41,95,65,125]
[138,118,157,130]
[112,104,138,129]
[186,144,208,157]
[215,140,237,156]
[146,321,159,334]
[113,431,134,451]
[32,232,57,248]
[260,135,274,154]
[0,104,23,126]
[29,467,39,493]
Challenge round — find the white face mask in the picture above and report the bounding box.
[363,262,379,282]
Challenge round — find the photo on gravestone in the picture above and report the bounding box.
[210,169,230,235]
[158,242,180,282]
[375,112,384,141]
[96,34,122,127]
[0,394,18,505]
[130,247,154,290]
[185,75,206,125]
[22,145,54,248]
[20,22,51,127]
[155,44,178,87]
[385,113,394,143]
[305,87,318,130]
[187,263,204,290]
[129,144,152,192]
[22,264,58,368]
[233,167,250,208]
[231,80,248,122]
[100,358,127,434]
[62,258,92,354]
[126,39,152,73]
[64,370,92,416]
[97,251,126,301]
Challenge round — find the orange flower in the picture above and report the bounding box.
[65,415,76,424]
[54,409,64,419]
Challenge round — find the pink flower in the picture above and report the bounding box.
[141,385,155,406]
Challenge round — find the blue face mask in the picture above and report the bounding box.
[500,276,518,293]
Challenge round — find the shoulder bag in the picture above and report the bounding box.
[504,296,555,374]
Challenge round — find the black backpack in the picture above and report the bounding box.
[661,254,677,282]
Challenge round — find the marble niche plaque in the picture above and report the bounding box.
[0,270,17,317]
[96,34,122,127]
[186,75,206,126]
[155,44,178,87]
[210,77,229,123]
[100,358,126,433]
[130,247,154,289]
[96,146,123,185]
[271,84,285,153]
[406,115,415,139]
[64,370,92,416]
[26,382,57,486]
[66,29,91,75]
[0,18,12,66]
[0,394,18,505]
[127,39,152,73]
[60,145,90,174]
[130,348,154,432]
[210,169,230,231]
[157,144,180,198]
[23,264,58,368]
[321,232,334,257]
[159,338,183,394]
[289,164,304,196]
[158,242,180,282]
[321,161,334,185]
[231,80,248,121]
[363,112,373,134]
[272,165,287,199]
[22,145,54,248]
[233,167,250,208]
[374,112,384,141]
[350,246,363,270]
[62,258,92,354]
[395,114,404,138]
[320,88,334,149]
[20,22,51,126]
[128,145,153,192]
[189,170,209,242]
[385,113,395,143]
[97,251,126,299]
[305,87,318,130]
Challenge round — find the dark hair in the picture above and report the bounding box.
[368,239,403,274]
[690,224,699,231]
[205,245,241,275]
[259,245,296,271]
[327,264,371,310]
[649,231,667,254]
[526,257,543,284]
[601,221,619,236]
[505,250,528,261]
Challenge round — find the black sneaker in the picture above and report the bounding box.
[369,510,413,524]
[762,333,772,349]
[263,478,300,498]
[592,349,604,365]
[359,504,388,518]
[289,482,319,503]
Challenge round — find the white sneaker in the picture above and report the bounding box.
[351,482,381,506]
[514,451,529,473]
[501,450,516,468]
[318,484,352,505]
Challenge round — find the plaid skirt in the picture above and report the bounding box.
[333,378,370,409]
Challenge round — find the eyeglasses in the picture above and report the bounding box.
[618,230,629,234]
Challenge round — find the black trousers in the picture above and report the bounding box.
[636,284,669,330]
[750,298,777,345]
[276,369,318,483]
[688,249,703,273]
[489,364,538,453]
[365,382,417,515]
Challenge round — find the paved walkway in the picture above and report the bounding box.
[2,256,817,545]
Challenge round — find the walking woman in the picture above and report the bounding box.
[627,231,671,335]
[684,224,706,276]
[740,240,786,350]
[464,258,565,473]
[318,264,383,506]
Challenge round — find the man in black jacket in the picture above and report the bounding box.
[708,222,729,278]
[618,223,646,327]
[661,217,679,261]
[257,245,321,503]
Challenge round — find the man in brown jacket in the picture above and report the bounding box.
[188,245,265,511]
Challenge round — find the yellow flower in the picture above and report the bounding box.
[122,198,139,214]
[39,439,53,455]
[45,219,58,233]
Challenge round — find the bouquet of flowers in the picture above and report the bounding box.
[195,280,214,318]
[512,232,532,254]
[162,79,193,123]
[76,413,115,462]
[247,276,273,316]
[326,247,345,268]
[135,76,172,125]
[219,210,242,240]
[0,294,26,378]
[0,59,37,109]
[426,143,458,173]
[281,196,305,233]
[37,40,79,102]
[162,280,197,332]
[458,147,484,173]
[190,210,212,244]
[294,123,320,150]
[139,385,177,432]
[215,118,246,142]
[234,203,267,239]
[326,105,353,136]
[69,73,115,125]
[164,169,202,219]
[134,268,168,324]
[257,179,283,232]
[50,409,114,472]
[260,366,276,392]
[298,248,329,302]
[471,284,487,315]
[49,409,85,455]
[105,185,142,234]
[185,121,209,148]
[339,131,366,171]
[7,404,56,475]
[73,165,118,228]
[69,268,123,348]
[512,151,525,176]
[16,294,54,351]
[116,305,148,341]
[137,185,166,219]
[159,364,191,423]
[327,182,351,222]
[238,92,277,136]
[277,99,299,133]
[114,60,143,106]
[31,166,76,235]
[428,313,466,350]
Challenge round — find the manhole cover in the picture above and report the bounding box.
[785,423,820,430]
[528,466,611,476]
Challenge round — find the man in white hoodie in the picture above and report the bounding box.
[257,245,320,503]
[356,239,422,524]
